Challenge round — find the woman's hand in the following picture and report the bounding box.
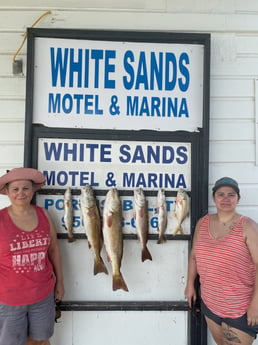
[184,284,196,309]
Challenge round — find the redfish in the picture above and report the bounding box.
[64,187,75,243]
[133,188,152,261]
[156,188,167,244]
[80,185,108,275]
[102,188,128,292]
[173,188,190,235]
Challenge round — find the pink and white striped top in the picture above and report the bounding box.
[195,214,255,318]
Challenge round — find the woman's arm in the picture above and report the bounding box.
[44,209,65,302]
[184,218,201,308]
[244,217,258,326]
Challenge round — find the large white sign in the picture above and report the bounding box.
[37,138,191,190]
[33,37,204,131]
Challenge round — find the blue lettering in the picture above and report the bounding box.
[123,173,186,188]
[126,96,139,115]
[91,50,103,88]
[62,94,73,113]
[43,170,56,185]
[162,146,175,163]
[146,146,160,163]
[150,52,163,90]
[123,200,133,211]
[84,49,89,88]
[43,170,99,187]
[100,145,112,162]
[132,146,145,163]
[176,146,188,164]
[48,93,61,113]
[104,50,116,89]
[50,47,68,87]
[86,144,99,162]
[179,53,190,92]
[44,142,62,161]
[123,172,135,187]
[123,50,135,90]
[69,48,82,87]
[139,97,149,116]
[57,171,68,186]
[119,145,131,163]
[165,53,177,90]
[64,143,77,161]
[135,52,148,90]
[179,98,189,117]
[44,199,54,209]
[56,199,65,210]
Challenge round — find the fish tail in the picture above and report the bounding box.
[68,234,75,243]
[173,225,183,236]
[113,273,129,292]
[157,235,166,244]
[94,257,108,275]
[142,246,152,262]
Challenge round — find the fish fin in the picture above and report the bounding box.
[142,246,152,262]
[139,207,145,218]
[94,257,108,275]
[87,241,92,249]
[107,215,113,227]
[113,273,129,292]
[106,253,111,262]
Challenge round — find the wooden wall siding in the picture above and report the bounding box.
[1,3,258,345]
[0,2,258,210]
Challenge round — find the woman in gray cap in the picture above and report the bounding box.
[185,177,258,345]
[0,167,64,345]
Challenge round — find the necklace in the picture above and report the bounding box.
[216,214,238,231]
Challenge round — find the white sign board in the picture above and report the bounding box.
[38,138,191,190]
[33,37,204,131]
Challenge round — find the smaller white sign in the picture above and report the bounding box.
[37,138,191,190]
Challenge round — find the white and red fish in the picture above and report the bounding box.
[133,188,152,261]
[173,188,190,235]
[156,188,167,244]
[102,188,128,292]
[64,187,75,243]
[80,185,108,275]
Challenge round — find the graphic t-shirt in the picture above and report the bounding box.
[0,205,55,305]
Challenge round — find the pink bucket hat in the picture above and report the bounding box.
[0,167,46,195]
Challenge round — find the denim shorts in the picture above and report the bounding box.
[201,299,258,338]
[0,292,55,345]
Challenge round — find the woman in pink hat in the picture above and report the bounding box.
[185,177,258,345]
[0,167,64,345]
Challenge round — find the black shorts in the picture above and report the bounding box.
[201,299,258,338]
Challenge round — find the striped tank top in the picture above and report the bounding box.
[195,214,255,318]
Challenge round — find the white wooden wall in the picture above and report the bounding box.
[1,1,258,344]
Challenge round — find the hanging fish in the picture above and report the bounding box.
[173,188,190,235]
[64,187,75,243]
[133,188,152,261]
[102,188,128,292]
[156,188,167,244]
[80,185,108,275]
